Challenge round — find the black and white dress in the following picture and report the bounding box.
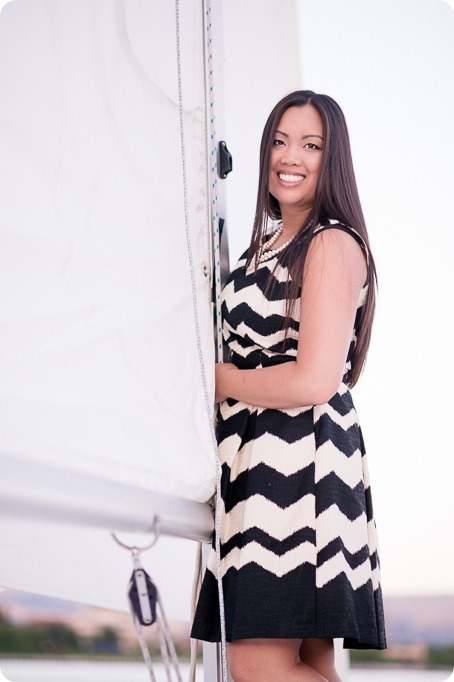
[191,220,387,650]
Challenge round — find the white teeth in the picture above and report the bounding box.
[278,173,304,183]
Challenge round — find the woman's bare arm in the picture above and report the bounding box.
[215,229,367,408]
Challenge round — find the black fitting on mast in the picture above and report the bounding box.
[217,141,232,179]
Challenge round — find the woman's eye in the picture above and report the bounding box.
[273,139,285,146]
[304,142,321,150]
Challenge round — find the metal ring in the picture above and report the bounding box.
[111,515,160,553]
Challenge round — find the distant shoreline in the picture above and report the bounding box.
[0,654,452,673]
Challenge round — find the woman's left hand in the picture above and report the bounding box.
[215,362,237,403]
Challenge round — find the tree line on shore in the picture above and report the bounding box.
[350,647,454,669]
[1,610,453,668]
[0,610,186,658]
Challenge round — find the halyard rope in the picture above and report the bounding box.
[130,596,182,682]
[175,2,228,682]
[189,543,202,682]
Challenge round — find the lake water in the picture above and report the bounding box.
[0,661,452,682]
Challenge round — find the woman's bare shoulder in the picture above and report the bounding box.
[304,226,367,290]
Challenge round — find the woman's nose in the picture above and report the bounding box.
[281,145,302,166]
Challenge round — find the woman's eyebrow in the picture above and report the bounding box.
[275,129,324,141]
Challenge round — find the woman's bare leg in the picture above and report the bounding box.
[228,638,332,682]
[299,638,342,682]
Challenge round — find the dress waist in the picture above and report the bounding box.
[230,349,296,370]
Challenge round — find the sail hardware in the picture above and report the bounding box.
[128,555,157,626]
[112,519,182,682]
[217,141,232,179]
[210,217,225,306]
[111,519,160,554]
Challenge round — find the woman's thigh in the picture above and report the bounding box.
[227,638,331,682]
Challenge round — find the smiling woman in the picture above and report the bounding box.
[191,91,386,682]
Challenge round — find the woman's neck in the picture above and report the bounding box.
[280,206,312,238]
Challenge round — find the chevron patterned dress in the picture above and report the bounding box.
[191,221,387,649]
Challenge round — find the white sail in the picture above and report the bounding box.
[0,0,215,502]
[0,0,216,619]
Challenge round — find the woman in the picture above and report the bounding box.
[191,91,387,681]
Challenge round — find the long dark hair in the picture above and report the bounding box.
[246,90,377,387]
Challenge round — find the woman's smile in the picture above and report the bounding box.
[276,171,306,187]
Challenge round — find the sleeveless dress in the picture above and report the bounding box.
[191,220,387,650]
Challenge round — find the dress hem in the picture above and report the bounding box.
[190,626,387,650]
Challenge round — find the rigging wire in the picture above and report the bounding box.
[175,1,228,681]
[189,543,202,682]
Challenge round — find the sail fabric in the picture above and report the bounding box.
[0,0,216,503]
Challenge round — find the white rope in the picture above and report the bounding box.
[131,610,157,682]
[157,591,183,682]
[174,2,228,681]
[156,619,172,682]
[130,599,183,682]
[189,543,202,682]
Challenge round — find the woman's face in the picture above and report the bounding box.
[268,104,324,221]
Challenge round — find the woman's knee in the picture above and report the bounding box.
[228,638,301,682]
[227,643,250,682]
[299,638,339,680]
[227,643,257,682]
[227,640,270,682]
